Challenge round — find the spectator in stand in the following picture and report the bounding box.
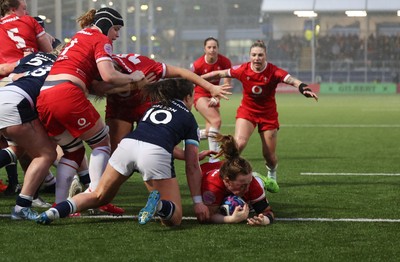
[190,37,232,163]
[202,40,318,194]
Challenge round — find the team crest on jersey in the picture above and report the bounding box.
[104,43,113,55]
[202,191,216,205]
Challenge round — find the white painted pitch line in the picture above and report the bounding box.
[282,124,400,128]
[1,214,399,223]
[301,172,400,176]
[276,218,400,223]
[219,124,400,128]
[362,109,400,112]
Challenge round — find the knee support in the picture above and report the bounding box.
[55,132,86,166]
[85,126,109,146]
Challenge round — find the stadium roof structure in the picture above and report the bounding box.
[261,0,400,13]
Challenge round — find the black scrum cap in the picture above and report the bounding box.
[34,16,45,29]
[94,7,124,36]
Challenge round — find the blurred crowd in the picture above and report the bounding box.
[267,33,400,63]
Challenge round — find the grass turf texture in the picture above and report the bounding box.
[0,94,399,261]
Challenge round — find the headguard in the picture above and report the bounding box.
[94,8,124,36]
[34,16,45,29]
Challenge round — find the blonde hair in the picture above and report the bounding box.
[77,9,96,29]
[250,40,267,53]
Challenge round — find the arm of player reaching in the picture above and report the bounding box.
[173,146,217,161]
[184,143,210,222]
[284,75,318,101]
[207,204,250,224]
[247,205,274,226]
[97,59,151,88]
[165,65,232,100]
[0,62,18,78]
[201,69,231,81]
[90,71,156,97]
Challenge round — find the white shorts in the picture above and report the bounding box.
[109,138,175,181]
[0,87,36,129]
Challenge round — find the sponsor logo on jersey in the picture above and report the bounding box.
[77,118,87,126]
[77,118,91,130]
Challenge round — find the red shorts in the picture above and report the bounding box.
[194,86,220,109]
[37,82,100,138]
[105,92,151,123]
[236,106,279,132]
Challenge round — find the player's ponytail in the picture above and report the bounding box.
[77,9,96,29]
[215,134,252,181]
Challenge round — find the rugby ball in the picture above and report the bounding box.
[220,195,245,216]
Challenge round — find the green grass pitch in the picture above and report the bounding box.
[0,94,399,261]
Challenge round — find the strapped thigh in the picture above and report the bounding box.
[85,125,109,146]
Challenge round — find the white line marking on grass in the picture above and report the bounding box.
[362,109,400,112]
[1,214,399,223]
[219,124,400,128]
[276,218,400,223]
[301,172,400,176]
[282,124,400,128]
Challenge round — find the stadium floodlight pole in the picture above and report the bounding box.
[55,0,62,42]
[135,0,141,54]
[30,0,38,16]
[75,0,83,32]
[311,16,316,84]
[147,0,154,57]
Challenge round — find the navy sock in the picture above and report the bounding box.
[6,164,19,185]
[0,149,13,168]
[157,200,175,220]
[55,200,75,218]
[78,172,91,186]
[16,195,32,208]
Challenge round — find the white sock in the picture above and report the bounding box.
[266,164,278,181]
[56,158,79,203]
[44,171,56,186]
[208,127,220,163]
[199,129,207,140]
[88,146,110,191]
[45,208,60,220]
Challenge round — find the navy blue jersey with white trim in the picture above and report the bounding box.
[8,52,56,104]
[126,99,199,153]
